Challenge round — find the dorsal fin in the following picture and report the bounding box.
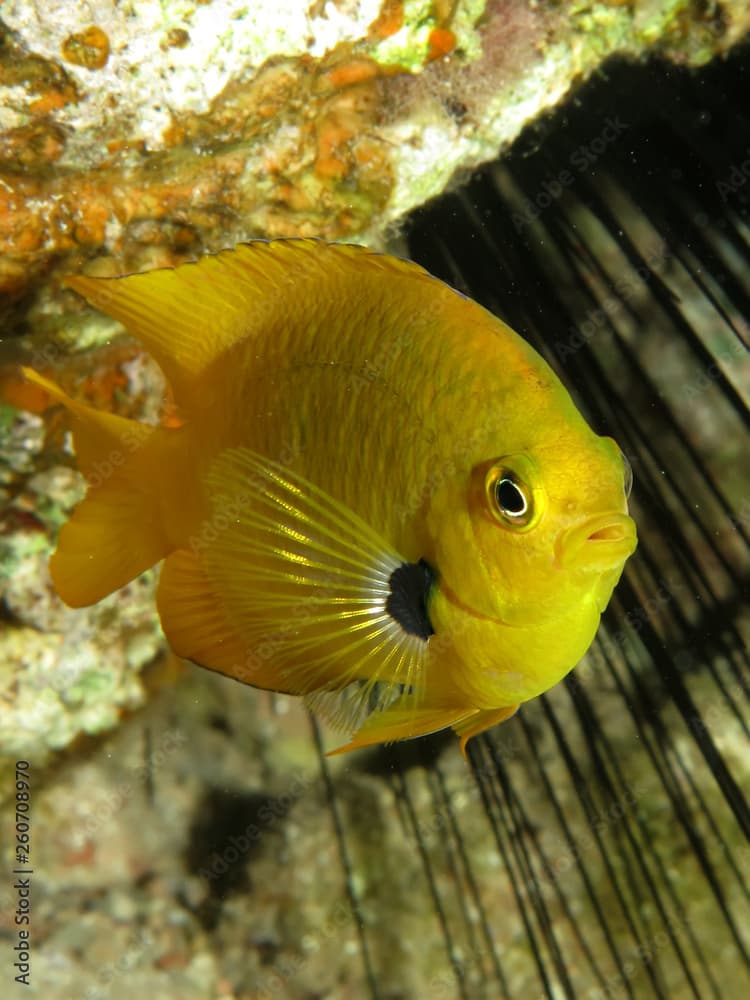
[66,240,435,406]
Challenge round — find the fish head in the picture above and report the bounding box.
[421,428,635,706]
[548,438,637,613]
[424,429,636,632]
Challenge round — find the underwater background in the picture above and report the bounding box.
[1,8,749,1000]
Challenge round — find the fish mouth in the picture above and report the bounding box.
[556,512,637,572]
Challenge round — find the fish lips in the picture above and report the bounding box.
[555,512,637,573]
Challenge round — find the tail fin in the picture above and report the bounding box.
[23,367,172,607]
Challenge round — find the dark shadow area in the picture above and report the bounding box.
[184,787,289,930]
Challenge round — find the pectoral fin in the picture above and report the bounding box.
[198,446,432,716]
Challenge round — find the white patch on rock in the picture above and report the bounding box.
[2,0,383,161]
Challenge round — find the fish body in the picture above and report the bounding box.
[23,240,636,754]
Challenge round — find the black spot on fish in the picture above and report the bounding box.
[386,559,436,640]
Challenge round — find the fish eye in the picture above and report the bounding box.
[603,436,633,500]
[620,448,633,499]
[496,477,527,516]
[486,466,534,528]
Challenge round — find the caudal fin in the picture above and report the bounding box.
[23,367,172,607]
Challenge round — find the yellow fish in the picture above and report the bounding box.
[23,240,636,755]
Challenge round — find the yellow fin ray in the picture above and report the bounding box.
[22,367,152,479]
[304,625,434,735]
[157,550,286,690]
[305,680,405,737]
[272,615,420,696]
[326,697,475,755]
[327,701,519,756]
[201,446,430,711]
[451,705,519,759]
[66,240,436,408]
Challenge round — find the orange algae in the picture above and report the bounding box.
[61,27,111,71]
[324,59,380,90]
[427,28,457,61]
[0,370,51,415]
[28,90,72,115]
[369,0,405,39]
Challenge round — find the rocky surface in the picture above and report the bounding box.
[0,346,167,761]
[2,657,749,998]
[2,0,749,341]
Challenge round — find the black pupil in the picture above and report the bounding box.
[496,477,526,515]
